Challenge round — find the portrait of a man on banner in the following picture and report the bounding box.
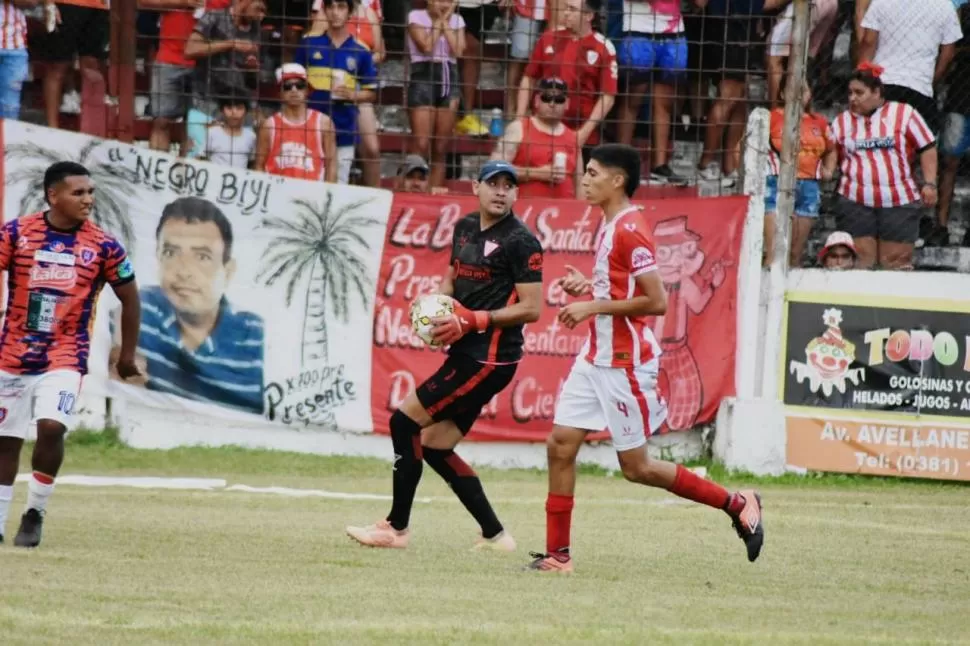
[114,197,266,414]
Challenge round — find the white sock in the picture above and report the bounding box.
[0,484,12,536]
[25,472,55,514]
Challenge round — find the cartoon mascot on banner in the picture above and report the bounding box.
[651,216,726,431]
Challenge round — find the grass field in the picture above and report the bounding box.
[2,431,969,645]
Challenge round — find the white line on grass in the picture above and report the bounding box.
[14,474,227,490]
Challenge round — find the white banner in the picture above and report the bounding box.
[1,121,392,433]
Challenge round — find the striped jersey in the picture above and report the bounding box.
[0,0,27,50]
[829,101,935,208]
[137,285,265,414]
[0,212,134,375]
[582,206,662,368]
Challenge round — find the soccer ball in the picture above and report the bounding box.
[409,293,455,347]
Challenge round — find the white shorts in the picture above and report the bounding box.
[553,358,667,452]
[0,370,82,440]
[337,145,355,184]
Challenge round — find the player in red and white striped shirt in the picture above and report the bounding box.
[526,144,764,573]
[824,63,939,269]
[0,0,30,119]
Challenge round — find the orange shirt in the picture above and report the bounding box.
[264,110,328,181]
[0,212,133,375]
[768,108,833,179]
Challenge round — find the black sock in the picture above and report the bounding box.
[386,411,423,531]
[424,447,503,539]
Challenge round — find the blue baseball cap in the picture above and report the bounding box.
[478,160,518,185]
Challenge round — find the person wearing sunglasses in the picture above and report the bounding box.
[254,63,338,182]
[493,77,582,198]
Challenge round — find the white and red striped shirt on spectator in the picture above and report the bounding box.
[0,1,28,50]
[829,101,935,208]
[582,206,662,369]
[515,0,546,21]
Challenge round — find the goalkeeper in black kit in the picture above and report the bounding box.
[347,160,544,551]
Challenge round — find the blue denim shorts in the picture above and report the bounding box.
[765,176,822,218]
[617,33,687,83]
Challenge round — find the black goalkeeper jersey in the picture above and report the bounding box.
[448,211,543,363]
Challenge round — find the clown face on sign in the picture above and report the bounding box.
[790,308,866,397]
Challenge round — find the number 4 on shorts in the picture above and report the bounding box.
[616,401,628,417]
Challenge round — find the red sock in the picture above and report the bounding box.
[545,493,574,553]
[668,465,730,510]
[33,471,54,485]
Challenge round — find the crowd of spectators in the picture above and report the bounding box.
[1,0,970,268]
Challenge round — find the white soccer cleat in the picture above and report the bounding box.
[472,530,517,552]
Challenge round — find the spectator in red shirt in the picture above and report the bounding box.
[140,0,231,154]
[493,76,582,198]
[516,0,617,157]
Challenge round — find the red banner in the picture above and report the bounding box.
[371,194,748,442]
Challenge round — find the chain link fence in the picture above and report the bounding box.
[12,0,970,267]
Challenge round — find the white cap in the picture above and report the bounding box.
[276,63,308,85]
[818,231,858,261]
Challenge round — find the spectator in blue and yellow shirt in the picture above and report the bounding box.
[294,0,378,185]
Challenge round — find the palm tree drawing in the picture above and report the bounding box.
[257,191,382,367]
[4,138,135,251]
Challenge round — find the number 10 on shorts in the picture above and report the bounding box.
[57,390,76,415]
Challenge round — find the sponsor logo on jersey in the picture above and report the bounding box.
[28,264,77,290]
[34,249,76,266]
[631,246,656,271]
[453,260,492,282]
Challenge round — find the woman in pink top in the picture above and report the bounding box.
[616,0,698,186]
[407,0,467,188]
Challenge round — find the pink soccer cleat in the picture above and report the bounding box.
[346,520,410,549]
[525,550,574,573]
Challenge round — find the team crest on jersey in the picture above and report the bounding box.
[49,241,66,253]
[17,235,29,248]
[79,247,97,266]
[0,407,6,424]
[346,57,356,72]
[587,50,599,65]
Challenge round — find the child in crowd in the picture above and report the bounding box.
[764,78,835,267]
[202,97,257,169]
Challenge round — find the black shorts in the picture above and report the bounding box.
[32,4,109,61]
[415,354,516,435]
[408,61,461,108]
[835,194,923,244]
[701,16,759,81]
[458,1,501,42]
[882,84,941,134]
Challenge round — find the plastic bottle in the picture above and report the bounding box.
[489,108,504,138]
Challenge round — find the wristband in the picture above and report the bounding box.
[924,182,937,189]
